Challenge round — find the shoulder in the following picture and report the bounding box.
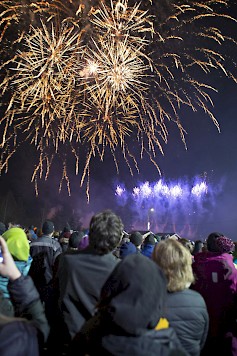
[167,289,207,308]
[31,237,60,249]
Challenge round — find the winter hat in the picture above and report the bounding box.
[42,220,54,235]
[206,231,224,252]
[0,222,6,235]
[63,223,71,233]
[144,234,156,245]
[120,242,137,259]
[3,227,30,261]
[215,236,235,254]
[129,231,143,247]
[69,231,84,248]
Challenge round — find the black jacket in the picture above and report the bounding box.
[68,254,187,356]
[57,247,119,338]
[0,275,50,356]
[29,235,62,287]
[69,316,186,356]
[165,289,209,356]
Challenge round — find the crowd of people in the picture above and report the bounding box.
[0,211,237,355]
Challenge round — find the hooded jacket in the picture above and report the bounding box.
[0,228,32,301]
[191,250,237,355]
[68,254,187,356]
[0,275,49,356]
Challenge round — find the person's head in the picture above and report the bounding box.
[143,233,156,246]
[62,223,71,233]
[2,227,30,261]
[129,231,143,247]
[42,220,54,236]
[97,254,167,335]
[69,231,84,249]
[152,238,194,292]
[179,238,193,253]
[206,231,224,252]
[215,236,235,254]
[192,240,204,255]
[89,210,124,255]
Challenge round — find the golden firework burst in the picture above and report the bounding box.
[0,0,237,199]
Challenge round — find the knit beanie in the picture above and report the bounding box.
[69,231,84,248]
[129,232,143,247]
[215,236,235,254]
[3,227,30,261]
[42,220,54,235]
[144,234,156,245]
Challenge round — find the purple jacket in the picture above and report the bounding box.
[192,251,237,340]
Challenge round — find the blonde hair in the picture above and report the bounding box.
[152,239,194,292]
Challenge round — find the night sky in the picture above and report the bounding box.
[0,1,237,240]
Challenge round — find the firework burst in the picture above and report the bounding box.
[0,0,237,199]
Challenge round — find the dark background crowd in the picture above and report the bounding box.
[0,210,237,356]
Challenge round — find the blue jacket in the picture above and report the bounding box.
[29,229,38,240]
[0,257,32,299]
[120,242,137,259]
[141,244,155,259]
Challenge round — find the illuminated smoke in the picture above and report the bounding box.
[115,176,222,238]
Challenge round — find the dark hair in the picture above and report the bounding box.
[89,210,124,255]
[69,231,84,248]
[42,220,54,235]
[192,240,204,255]
[206,232,224,252]
[179,238,193,253]
[144,233,156,246]
[63,223,71,233]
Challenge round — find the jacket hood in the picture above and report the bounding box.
[194,250,233,263]
[3,228,30,261]
[97,254,167,336]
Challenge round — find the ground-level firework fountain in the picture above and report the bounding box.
[115,176,223,239]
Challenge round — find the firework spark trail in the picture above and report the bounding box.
[11,22,82,140]
[91,0,154,42]
[0,0,237,198]
[0,20,85,192]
